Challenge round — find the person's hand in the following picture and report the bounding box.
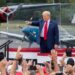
[50,50,60,72]
[0,59,7,71]
[22,60,28,70]
[64,64,73,74]
[27,60,33,66]
[30,17,33,21]
[22,60,33,70]
[36,65,42,71]
[22,60,30,75]
[54,44,59,49]
[50,49,57,61]
[8,60,13,65]
[0,59,7,75]
[36,65,45,75]
[44,62,51,69]
[63,52,67,59]
[17,46,22,52]
[25,21,32,25]
[44,62,51,73]
[16,46,22,60]
[6,60,13,68]
[60,52,67,66]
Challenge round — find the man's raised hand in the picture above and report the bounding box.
[25,21,32,25]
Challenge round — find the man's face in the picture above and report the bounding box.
[42,14,50,21]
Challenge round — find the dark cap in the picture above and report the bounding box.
[67,58,74,66]
[56,72,63,75]
[0,52,5,61]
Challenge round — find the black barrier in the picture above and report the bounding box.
[0,40,13,60]
[61,40,75,48]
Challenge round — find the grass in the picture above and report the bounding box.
[0,21,28,32]
[0,21,26,28]
[0,21,75,33]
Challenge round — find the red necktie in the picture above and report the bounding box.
[44,21,48,40]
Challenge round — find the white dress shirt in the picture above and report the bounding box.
[40,19,50,37]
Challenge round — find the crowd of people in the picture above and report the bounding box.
[0,9,74,75]
[0,46,75,75]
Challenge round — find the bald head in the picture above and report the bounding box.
[42,11,51,21]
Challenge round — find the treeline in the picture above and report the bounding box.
[0,0,75,7]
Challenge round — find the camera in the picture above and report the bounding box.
[28,65,37,70]
[56,72,63,75]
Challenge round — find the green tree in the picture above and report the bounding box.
[11,0,53,3]
[69,0,75,3]
[23,0,30,3]
[24,0,46,3]
[46,0,54,3]
[0,0,6,7]
[13,0,24,3]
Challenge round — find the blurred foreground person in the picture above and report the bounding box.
[0,52,7,75]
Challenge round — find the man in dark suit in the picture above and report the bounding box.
[26,11,59,53]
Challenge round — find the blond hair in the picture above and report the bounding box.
[42,11,51,16]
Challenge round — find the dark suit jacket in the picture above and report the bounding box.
[32,19,59,49]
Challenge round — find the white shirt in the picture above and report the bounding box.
[7,65,22,73]
[41,19,50,37]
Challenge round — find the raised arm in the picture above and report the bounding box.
[50,49,60,72]
[0,59,7,75]
[31,21,40,26]
[22,60,31,75]
[25,20,40,26]
[36,65,44,75]
[10,46,22,75]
